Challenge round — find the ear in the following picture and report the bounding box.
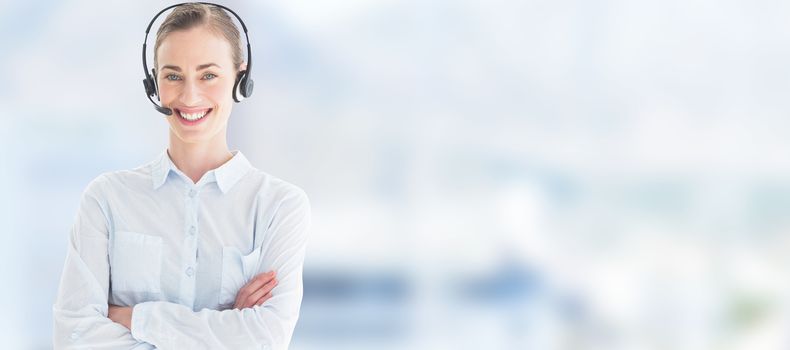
[239,62,248,72]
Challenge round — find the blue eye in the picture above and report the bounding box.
[166,74,181,81]
[203,73,217,80]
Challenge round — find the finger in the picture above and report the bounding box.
[241,278,278,309]
[242,279,278,307]
[234,271,275,308]
[254,291,273,306]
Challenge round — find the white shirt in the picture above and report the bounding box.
[52,150,311,350]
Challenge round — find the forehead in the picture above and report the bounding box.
[156,26,233,69]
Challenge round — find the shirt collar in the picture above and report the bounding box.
[152,149,253,193]
[214,150,253,193]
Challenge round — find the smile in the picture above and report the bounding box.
[176,108,212,123]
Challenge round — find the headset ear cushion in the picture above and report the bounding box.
[143,78,155,97]
[242,76,254,98]
[233,71,247,102]
[151,69,160,99]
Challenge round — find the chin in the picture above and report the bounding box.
[172,128,223,144]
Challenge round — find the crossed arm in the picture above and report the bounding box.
[106,271,279,329]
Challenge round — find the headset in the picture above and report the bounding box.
[142,2,254,116]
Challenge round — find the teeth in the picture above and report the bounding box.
[179,110,208,121]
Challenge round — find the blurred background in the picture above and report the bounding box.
[2,0,790,349]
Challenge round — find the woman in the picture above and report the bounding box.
[52,3,310,349]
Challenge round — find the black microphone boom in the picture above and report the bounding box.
[146,91,172,115]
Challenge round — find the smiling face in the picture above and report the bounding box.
[156,25,240,144]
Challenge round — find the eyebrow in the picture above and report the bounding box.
[160,63,221,72]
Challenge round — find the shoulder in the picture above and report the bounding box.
[80,158,158,197]
[245,169,311,242]
[246,168,310,210]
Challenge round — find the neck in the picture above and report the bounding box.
[167,130,233,184]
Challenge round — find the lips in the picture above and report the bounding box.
[175,108,212,125]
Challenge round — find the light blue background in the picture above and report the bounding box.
[3,0,790,349]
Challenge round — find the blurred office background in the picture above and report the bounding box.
[3,0,790,349]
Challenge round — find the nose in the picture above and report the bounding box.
[179,78,203,106]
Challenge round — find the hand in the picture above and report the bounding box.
[234,270,278,309]
[108,304,133,330]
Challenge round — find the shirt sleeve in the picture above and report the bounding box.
[52,175,157,349]
[129,187,311,350]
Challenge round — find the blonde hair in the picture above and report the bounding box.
[153,3,243,71]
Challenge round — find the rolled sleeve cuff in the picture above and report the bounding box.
[131,302,153,342]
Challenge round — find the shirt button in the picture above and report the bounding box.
[189,226,196,235]
[186,267,194,276]
[188,189,197,197]
[70,331,79,340]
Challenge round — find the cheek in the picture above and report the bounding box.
[205,83,232,101]
[157,84,175,102]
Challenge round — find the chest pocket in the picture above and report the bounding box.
[219,246,262,307]
[111,231,163,293]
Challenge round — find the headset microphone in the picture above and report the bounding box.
[154,104,173,116]
[141,2,254,116]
